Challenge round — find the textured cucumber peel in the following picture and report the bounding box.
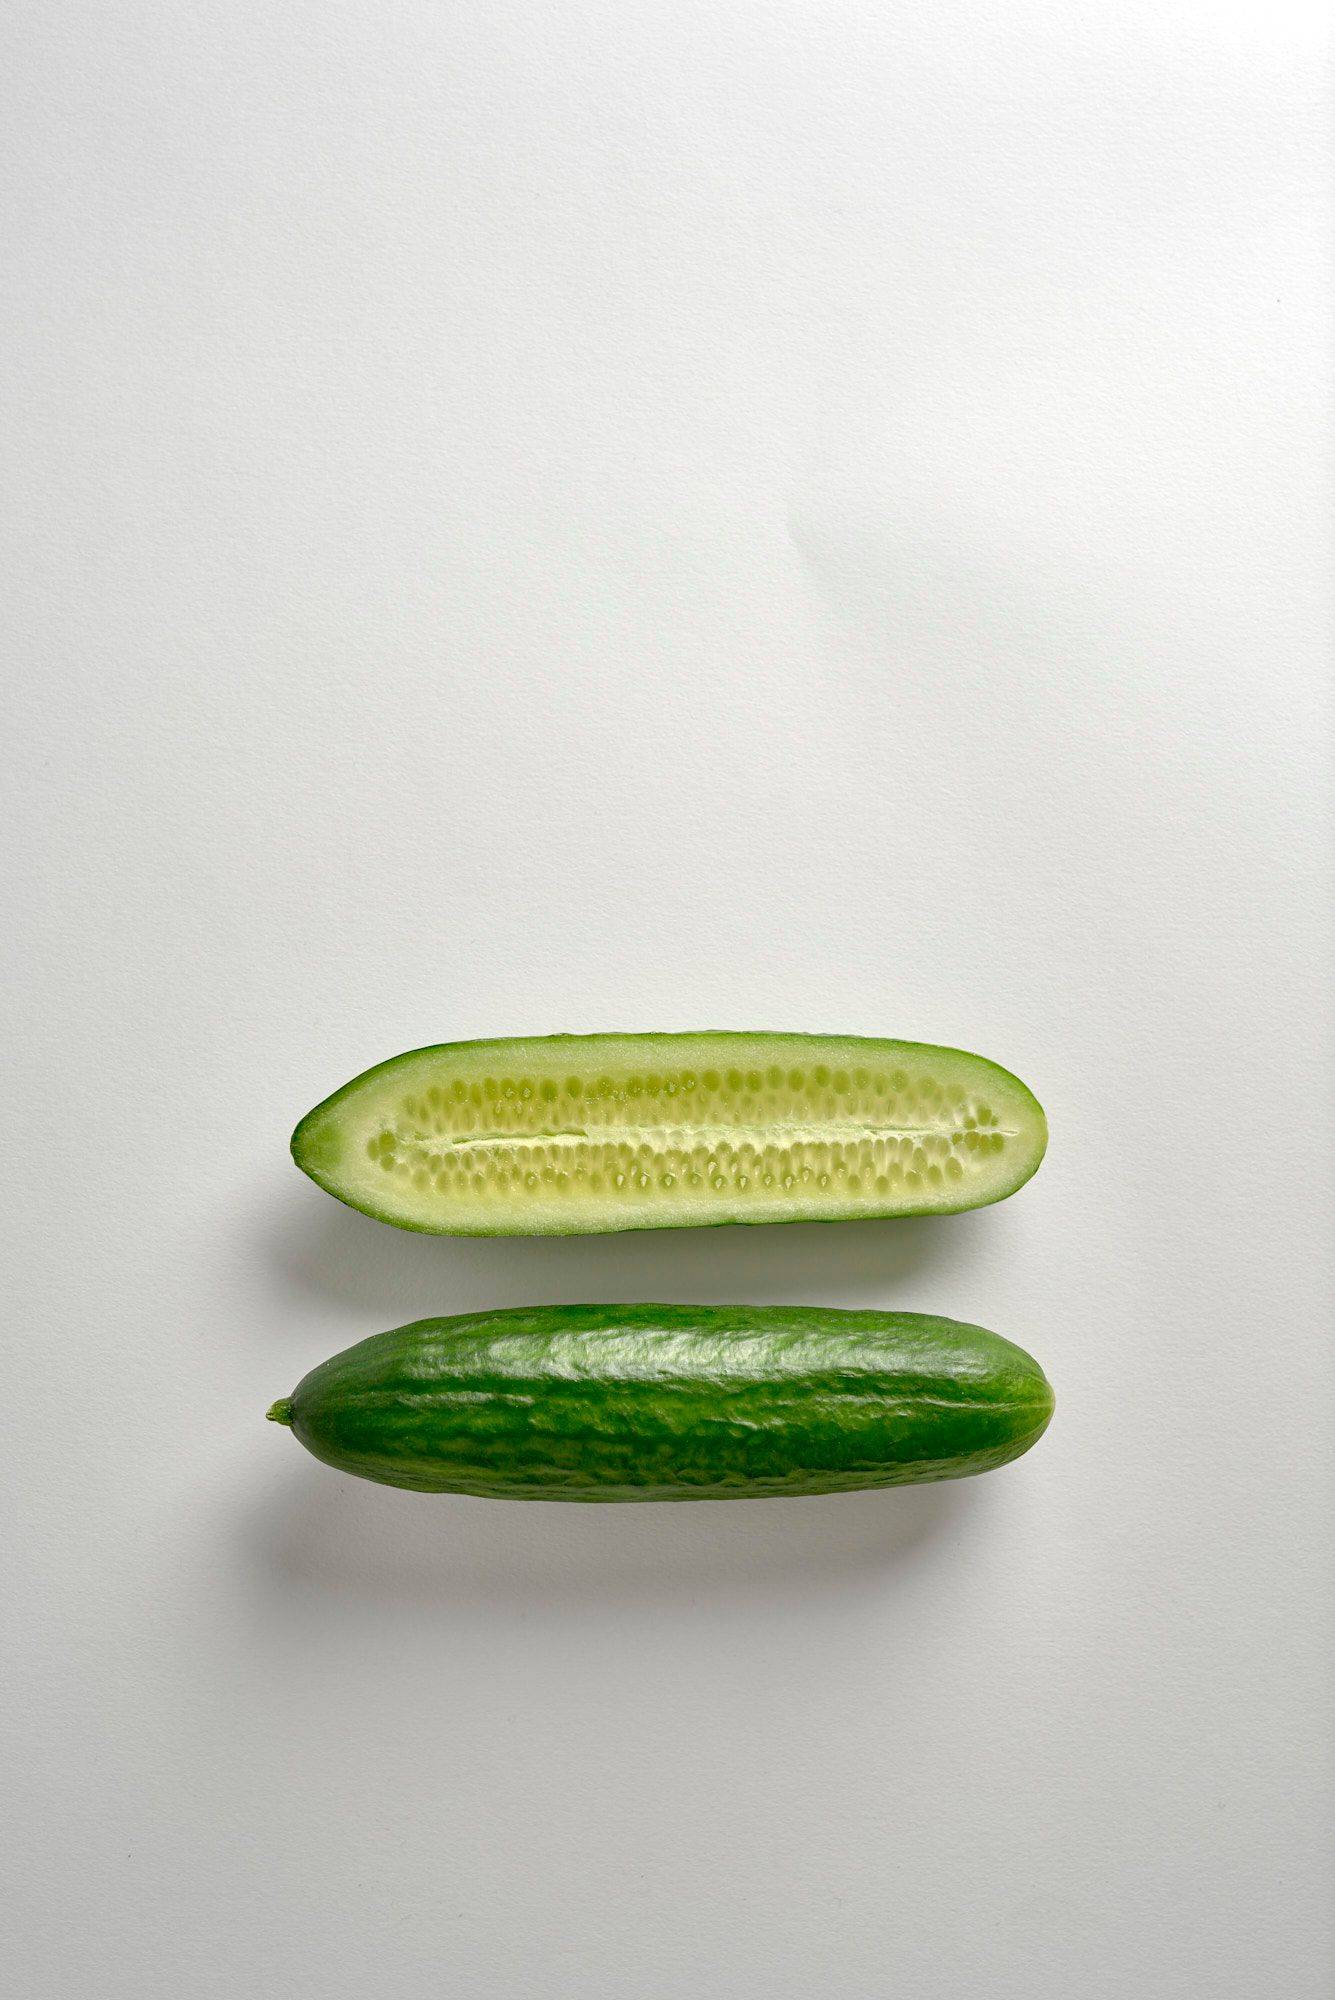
[291,1032,1047,1236]
[268,1304,1054,1502]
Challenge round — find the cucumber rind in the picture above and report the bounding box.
[274,1304,1056,1501]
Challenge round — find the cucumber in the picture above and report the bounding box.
[291,1032,1046,1235]
[266,1304,1054,1501]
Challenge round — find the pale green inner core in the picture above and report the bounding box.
[359,1059,1018,1209]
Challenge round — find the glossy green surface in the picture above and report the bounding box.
[291,1031,1047,1235]
[269,1305,1055,1502]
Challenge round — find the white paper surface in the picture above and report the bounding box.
[3,4,1332,1995]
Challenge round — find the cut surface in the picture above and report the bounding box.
[291,1032,1047,1235]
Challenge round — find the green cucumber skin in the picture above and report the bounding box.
[291,1030,1048,1237]
[271,1305,1054,1502]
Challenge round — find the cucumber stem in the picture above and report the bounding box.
[266,1399,294,1426]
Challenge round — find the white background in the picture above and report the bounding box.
[3,4,1332,1995]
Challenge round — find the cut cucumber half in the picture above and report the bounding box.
[289,1032,1039,1232]
[291,1032,1047,1236]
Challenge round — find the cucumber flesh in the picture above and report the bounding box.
[291,1031,1047,1236]
[270,1304,1055,1501]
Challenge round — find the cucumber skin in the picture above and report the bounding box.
[290,1030,1048,1236]
[272,1305,1054,1502]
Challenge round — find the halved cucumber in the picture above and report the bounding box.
[291,1032,1046,1236]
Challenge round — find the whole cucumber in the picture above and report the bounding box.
[267,1305,1054,1502]
[292,1031,1047,1235]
